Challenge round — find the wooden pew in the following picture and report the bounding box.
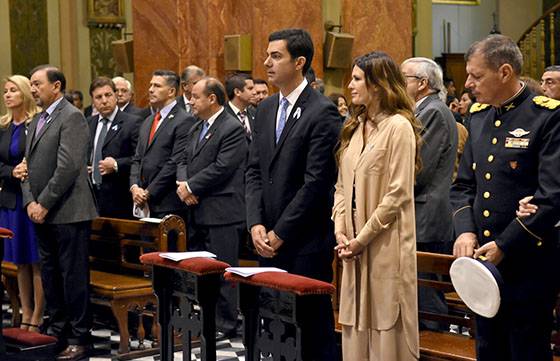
[89,215,186,356]
[416,251,476,361]
[1,215,186,357]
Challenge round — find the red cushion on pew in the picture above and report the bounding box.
[224,271,335,296]
[2,328,57,346]
[140,252,230,275]
[0,227,14,239]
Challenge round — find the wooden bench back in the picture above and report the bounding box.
[417,251,475,332]
[89,215,187,275]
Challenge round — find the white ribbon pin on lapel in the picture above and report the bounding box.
[111,124,118,131]
[293,107,302,119]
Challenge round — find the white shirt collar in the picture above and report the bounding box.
[120,102,130,111]
[45,96,64,116]
[158,100,177,120]
[205,106,224,128]
[279,78,308,106]
[228,101,243,115]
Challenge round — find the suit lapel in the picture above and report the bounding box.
[30,99,65,153]
[103,112,123,148]
[192,111,225,158]
[146,106,175,151]
[269,86,311,165]
[190,119,204,160]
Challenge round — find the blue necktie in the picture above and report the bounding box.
[198,121,210,142]
[276,97,289,143]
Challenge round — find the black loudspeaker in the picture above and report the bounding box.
[224,34,252,71]
[112,39,134,73]
[324,32,354,69]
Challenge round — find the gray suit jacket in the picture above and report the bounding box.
[414,94,458,244]
[22,97,98,224]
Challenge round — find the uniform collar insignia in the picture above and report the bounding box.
[504,103,515,111]
[508,128,530,137]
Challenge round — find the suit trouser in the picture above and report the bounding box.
[260,250,339,361]
[475,299,555,361]
[188,220,244,334]
[35,221,91,345]
[416,241,449,331]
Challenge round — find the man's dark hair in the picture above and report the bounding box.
[89,76,116,96]
[72,90,83,101]
[152,69,180,92]
[443,77,454,87]
[269,28,314,75]
[199,77,227,106]
[465,34,523,75]
[544,65,560,73]
[305,67,316,84]
[225,73,252,100]
[30,64,66,92]
[254,78,268,86]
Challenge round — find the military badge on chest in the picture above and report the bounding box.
[505,128,530,149]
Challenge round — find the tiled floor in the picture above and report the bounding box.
[2,303,247,360]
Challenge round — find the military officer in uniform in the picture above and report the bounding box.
[451,35,560,361]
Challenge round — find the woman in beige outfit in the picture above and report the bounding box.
[333,51,422,361]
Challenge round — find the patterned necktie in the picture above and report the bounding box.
[238,111,249,134]
[35,111,48,136]
[93,118,109,184]
[198,121,210,142]
[148,111,161,144]
[276,97,289,143]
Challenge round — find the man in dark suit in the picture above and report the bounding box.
[130,70,195,219]
[87,77,142,219]
[245,29,340,361]
[177,65,205,115]
[224,73,256,142]
[176,77,247,339]
[24,65,98,360]
[402,57,458,330]
[113,76,151,120]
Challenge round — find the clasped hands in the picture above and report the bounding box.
[251,225,283,258]
[176,181,199,206]
[334,232,365,261]
[27,201,48,224]
[12,159,27,181]
[131,185,149,206]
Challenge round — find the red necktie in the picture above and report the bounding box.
[148,111,161,144]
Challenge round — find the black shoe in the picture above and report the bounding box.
[56,345,89,360]
[216,330,237,341]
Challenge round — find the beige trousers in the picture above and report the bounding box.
[341,314,418,361]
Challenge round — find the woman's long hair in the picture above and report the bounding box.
[336,51,423,176]
[0,75,39,128]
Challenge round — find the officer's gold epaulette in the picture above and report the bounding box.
[532,95,560,110]
[469,102,491,113]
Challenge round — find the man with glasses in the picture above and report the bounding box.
[401,57,458,330]
[540,65,560,100]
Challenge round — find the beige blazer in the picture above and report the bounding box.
[333,114,419,357]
